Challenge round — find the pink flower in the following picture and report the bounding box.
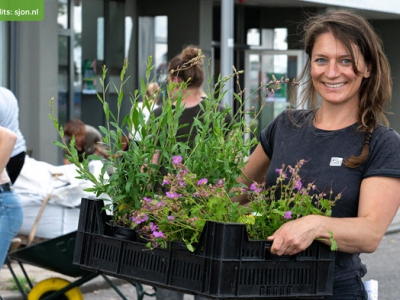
[284,211,292,219]
[294,180,302,190]
[215,179,225,187]
[166,191,182,198]
[153,230,165,238]
[197,178,208,186]
[130,213,149,224]
[250,183,262,193]
[150,222,158,231]
[172,156,182,165]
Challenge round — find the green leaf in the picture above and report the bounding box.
[329,231,338,251]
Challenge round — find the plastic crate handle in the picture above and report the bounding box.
[265,241,272,250]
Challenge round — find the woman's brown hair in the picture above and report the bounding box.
[168,45,204,88]
[296,9,392,168]
[63,119,86,150]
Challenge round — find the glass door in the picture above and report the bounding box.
[244,49,305,137]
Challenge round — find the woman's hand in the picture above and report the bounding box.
[268,176,400,256]
[267,215,323,256]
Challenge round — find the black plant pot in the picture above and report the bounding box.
[104,222,138,241]
[170,241,189,252]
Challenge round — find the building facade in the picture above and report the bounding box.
[2,0,400,164]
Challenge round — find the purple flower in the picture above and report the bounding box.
[172,156,182,165]
[150,222,158,231]
[168,215,175,220]
[250,183,262,193]
[215,179,225,187]
[153,230,165,238]
[284,211,292,219]
[162,179,171,186]
[294,180,302,190]
[166,191,182,198]
[130,214,149,224]
[143,197,152,202]
[197,178,208,186]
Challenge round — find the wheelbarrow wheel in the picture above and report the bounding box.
[28,277,84,300]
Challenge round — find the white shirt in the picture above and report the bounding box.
[130,102,158,141]
[0,87,27,157]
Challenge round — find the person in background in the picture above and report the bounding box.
[153,45,227,300]
[0,87,27,184]
[139,82,161,123]
[234,9,400,300]
[62,119,106,164]
[145,82,161,111]
[0,126,23,269]
[129,82,161,144]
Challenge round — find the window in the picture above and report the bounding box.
[57,0,82,125]
[247,28,260,46]
[138,16,168,86]
[246,27,287,50]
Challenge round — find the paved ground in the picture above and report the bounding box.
[360,231,400,300]
[1,208,399,300]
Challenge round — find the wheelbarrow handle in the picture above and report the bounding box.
[27,173,63,246]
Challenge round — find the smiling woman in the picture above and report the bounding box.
[234,9,400,300]
[310,32,371,110]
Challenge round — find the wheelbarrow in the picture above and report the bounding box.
[5,170,155,299]
[6,230,156,300]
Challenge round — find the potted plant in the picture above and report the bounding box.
[49,54,338,298]
[50,53,339,249]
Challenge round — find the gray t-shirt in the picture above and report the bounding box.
[259,109,400,281]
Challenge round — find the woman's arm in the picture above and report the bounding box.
[0,126,17,173]
[233,144,271,204]
[267,176,400,255]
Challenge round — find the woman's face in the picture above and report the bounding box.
[311,32,370,106]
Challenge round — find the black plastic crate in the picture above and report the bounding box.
[74,198,335,299]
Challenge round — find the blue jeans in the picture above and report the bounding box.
[324,276,368,300]
[0,191,23,266]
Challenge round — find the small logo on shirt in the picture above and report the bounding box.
[330,157,343,166]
